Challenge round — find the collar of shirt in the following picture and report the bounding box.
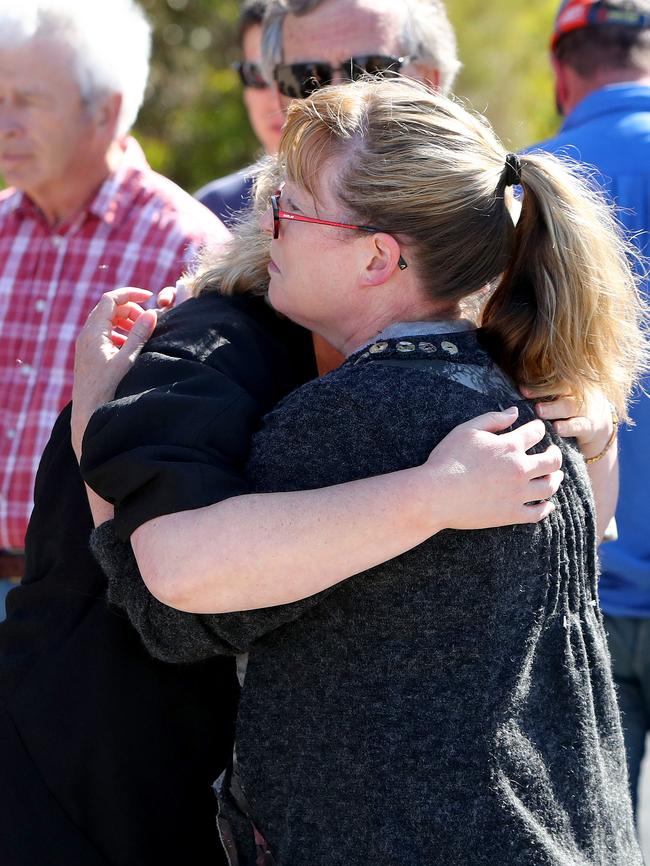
[354,319,475,355]
[561,82,650,133]
[7,136,149,233]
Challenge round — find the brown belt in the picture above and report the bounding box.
[0,551,25,580]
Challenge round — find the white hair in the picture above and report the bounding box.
[403,0,461,95]
[0,0,151,137]
[261,0,461,95]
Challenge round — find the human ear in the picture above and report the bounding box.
[408,62,440,91]
[361,233,404,287]
[551,56,569,116]
[94,92,122,138]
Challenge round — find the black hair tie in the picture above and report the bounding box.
[503,152,522,187]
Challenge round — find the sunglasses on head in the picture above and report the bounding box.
[232,61,269,90]
[273,54,414,99]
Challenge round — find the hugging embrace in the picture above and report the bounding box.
[73,78,647,865]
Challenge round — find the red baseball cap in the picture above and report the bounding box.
[551,0,650,51]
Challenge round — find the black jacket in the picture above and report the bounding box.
[0,292,315,866]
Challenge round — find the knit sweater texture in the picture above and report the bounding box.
[93,329,640,865]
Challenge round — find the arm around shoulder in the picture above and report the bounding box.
[131,406,562,617]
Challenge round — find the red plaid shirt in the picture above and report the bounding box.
[0,137,229,550]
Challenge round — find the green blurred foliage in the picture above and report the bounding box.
[448,0,561,150]
[135,0,564,193]
[136,0,259,193]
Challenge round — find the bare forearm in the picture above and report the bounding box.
[131,411,561,614]
[71,405,115,527]
[133,423,562,614]
[577,402,619,542]
[585,443,619,542]
[132,464,438,613]
[534,390,619,542]
[85,484,115,528]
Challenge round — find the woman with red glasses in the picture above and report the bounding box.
[75,78,644,864]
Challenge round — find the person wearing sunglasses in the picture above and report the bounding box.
[256,0,464,374]
[75,76,643,864]
[261,0,461,104]
[197,1,283,226]
[235,4,284,157]
[199,0,464,371]
[199,0,460,229]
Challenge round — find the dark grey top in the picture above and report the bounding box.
[92,329,640,866]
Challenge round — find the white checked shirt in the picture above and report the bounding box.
[0,137,229,549]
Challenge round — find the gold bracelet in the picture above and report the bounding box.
[584,410,619,465]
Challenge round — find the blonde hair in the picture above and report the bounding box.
[268,76,646,419]
[190,77,647,418]
[189,158,279,298]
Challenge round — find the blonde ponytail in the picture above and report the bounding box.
[481,151,648,421]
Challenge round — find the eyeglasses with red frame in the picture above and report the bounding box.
[270,190,407,270]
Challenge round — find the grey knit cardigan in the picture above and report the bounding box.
[93,329,641,866]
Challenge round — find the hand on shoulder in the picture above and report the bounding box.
[421,406,563,530]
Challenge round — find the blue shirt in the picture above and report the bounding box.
[195,166,254,228]
[534,84,650,617]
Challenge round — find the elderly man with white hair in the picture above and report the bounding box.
[0,2,232,866]
[0,0,228,583]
